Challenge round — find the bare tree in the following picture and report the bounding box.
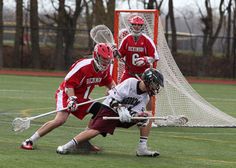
[168,0,177,55]
[178,9,196,52]
[0,0,3,68]
[83,0,94,50]
[14,0,24,68]
[94,0,115,30]
[226,0,233,58]
[142,0,164,12]
[199,0,225,58]
[30,0,40,68]
[198,0,226,76]
[46,0,83,70]
[53,0,66,70]
[63,0,84,67]
[233,0,236,78]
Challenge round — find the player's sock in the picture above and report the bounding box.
[63,138,78,150]
[29,132,40,143]
[139,136,148,146]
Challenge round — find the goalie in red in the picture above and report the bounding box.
[21,43,116,151]
[56,68,164,157]
[118,15,159,82]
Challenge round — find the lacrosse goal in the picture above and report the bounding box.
[113,9,236,127]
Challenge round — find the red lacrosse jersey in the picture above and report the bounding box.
[58,58,113,99]
[118,33,159,75]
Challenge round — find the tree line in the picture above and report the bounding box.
[0,0,235,78]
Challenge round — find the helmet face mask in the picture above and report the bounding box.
[128,16,144,36]
[141,68,164,96]
[93,43,113,71]
[147,81,160,96]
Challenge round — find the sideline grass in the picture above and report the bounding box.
[0,75,236,168]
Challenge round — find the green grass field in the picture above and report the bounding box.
[0,75,236,168]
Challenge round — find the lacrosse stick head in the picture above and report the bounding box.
[93,43,113,71]
[118,28,130,42]
[90,25,115,46]
[157,115,188,127]
[12,117,30,132]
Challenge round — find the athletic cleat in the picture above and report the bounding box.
[56,146,69,155]
[136,145,160,157]
[21,139,34,150]
[75,141,101,153]
[90,144,101,152]
[86,141,101,152]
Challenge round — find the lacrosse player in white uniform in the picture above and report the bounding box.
[56,68,164,157]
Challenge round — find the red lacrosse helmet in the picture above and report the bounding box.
[93,43,113,71]
[129,15,145,36]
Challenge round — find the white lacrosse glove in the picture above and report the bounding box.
[117,106,132,123]
[134,56,154,66]
[67,96,79,112]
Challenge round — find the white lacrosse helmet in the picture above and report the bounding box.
[93,43,113,71]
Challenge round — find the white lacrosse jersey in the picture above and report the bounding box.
[103,78,150,113]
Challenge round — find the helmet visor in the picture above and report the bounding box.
[95,54,112,71]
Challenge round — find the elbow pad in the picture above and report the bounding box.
[109,98,120,111]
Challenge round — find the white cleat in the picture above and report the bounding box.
[56,146,69,155]
[136,145,160,157]
[151,122,158,127]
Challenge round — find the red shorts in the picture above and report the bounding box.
[55,90,93,120]
[89,106,136,136]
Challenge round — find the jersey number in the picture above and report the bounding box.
[84,86,91,99]
[132,53,140,65]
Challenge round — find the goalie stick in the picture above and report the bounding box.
[90,24,145,80]
[12,96,107,132]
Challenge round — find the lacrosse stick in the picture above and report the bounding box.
[90,24,143,80]
[103,115,188,126]
[90,24,116,46]
[12,96,107,132]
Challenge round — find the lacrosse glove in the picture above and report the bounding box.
[67,96,79,112]
[135,56,154,66]
[135,112,149,127]
[117,106,132,123]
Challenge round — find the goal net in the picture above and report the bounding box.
[113,9,236,127]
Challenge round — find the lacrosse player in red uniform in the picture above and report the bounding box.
[118,15,159,81]
[21,43,116,151]
[56,68,164,157]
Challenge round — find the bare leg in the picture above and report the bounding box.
[74,129,100,142]
[29,111,69,143]
[139,113,152,137]
[137,112,159,157]
[37,111,69,136]
[21,111,70,150]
